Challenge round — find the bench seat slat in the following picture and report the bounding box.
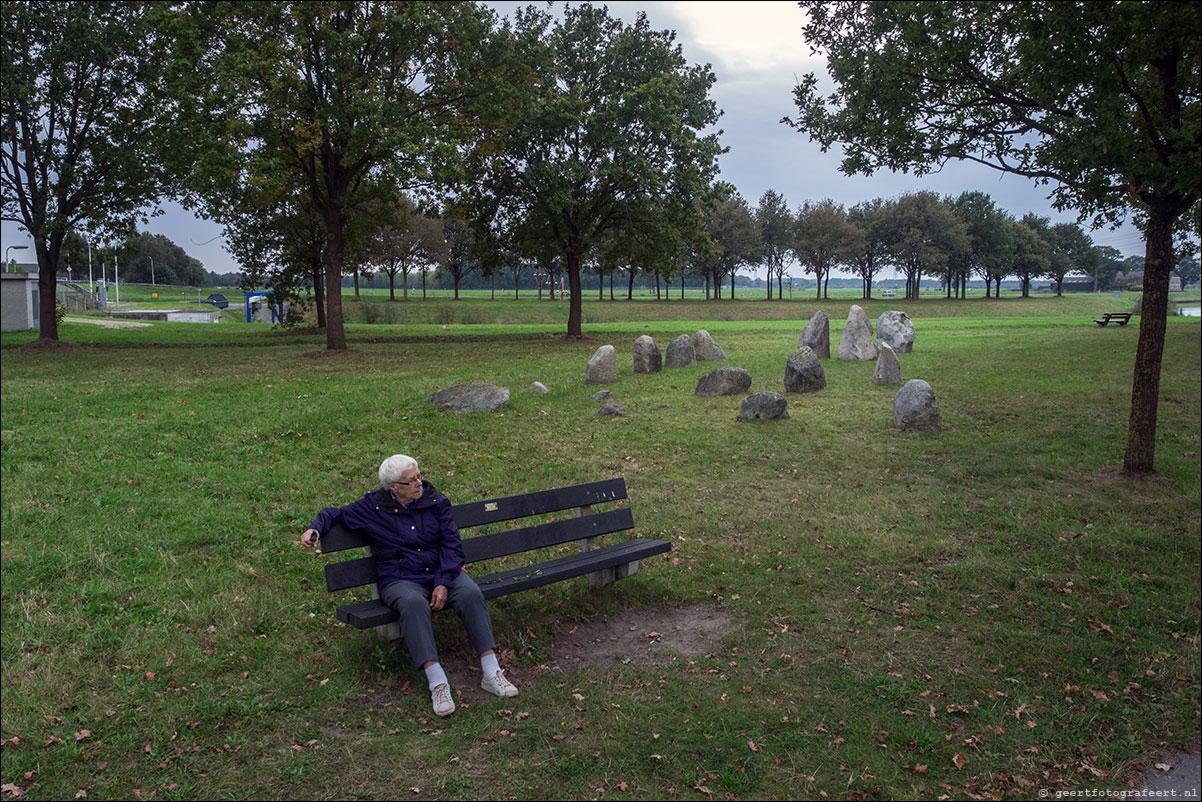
[336,599,398,629]
[333,539,671,629]
[475,538,671,599]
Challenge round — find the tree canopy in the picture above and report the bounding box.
[1,1,175,342]
[176,0,511,349]
[472,3,723,337]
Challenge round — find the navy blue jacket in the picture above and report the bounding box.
[309,482,465,591]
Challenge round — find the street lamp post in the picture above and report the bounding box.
[5,244,29,270]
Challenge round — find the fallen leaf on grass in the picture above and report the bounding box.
[953,753,968,769]
[2,783,25,799]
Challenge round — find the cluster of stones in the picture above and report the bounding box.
[827,305,937,429]
[428,309,938,431]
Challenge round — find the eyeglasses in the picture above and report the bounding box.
[394,473,422,487]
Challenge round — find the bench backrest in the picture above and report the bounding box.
[321,478,633,593]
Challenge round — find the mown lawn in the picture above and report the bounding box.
[2,294,1198,800]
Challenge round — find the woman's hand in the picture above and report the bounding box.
[430,584,449,611]
[301,529,320,548]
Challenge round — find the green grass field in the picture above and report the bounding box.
[3,293,1199,800]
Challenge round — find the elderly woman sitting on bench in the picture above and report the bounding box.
[301,454,518,717]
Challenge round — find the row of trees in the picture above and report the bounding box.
[698,189,1111,302]
[325,185,1123,304]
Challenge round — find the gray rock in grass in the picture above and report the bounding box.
[877,310,915,353]
[585,345,617,384]
[633,335,662,374]
[893,379,941,431]
[799,311,830,359]
[429,383,510,412]
[665,334,697,368]
[692,330,728,361]
[838,305,878,361]
[784,346,826,394]
[695,366,752,396]
[872,343,903,386]
[738,391,789,421]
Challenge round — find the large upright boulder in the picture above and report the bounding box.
[585,345,617,384]
[632,335,662,374]
[798,311,830,359]
[838,305,878,361]
[429,383,510,412]
[695,366,752,396]
[872,342,903,386]
[692,330,727,361]
[893,379,941,431]
[784,346,826,393]
[665,334,697,368]
[877,311,915,353]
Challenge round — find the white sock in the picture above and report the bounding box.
[424,662,448,691]
[480,652,501,678]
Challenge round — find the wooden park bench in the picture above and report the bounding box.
[1095,312,1133,327]
[318,478,670,642]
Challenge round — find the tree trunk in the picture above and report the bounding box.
[313,261,326,329]
[36,238,62,341]
[323,212,348,350]
[566,249,584,337]
[627,269,635,300]
[1123,204,1176,474]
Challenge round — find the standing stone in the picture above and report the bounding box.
[877,311,915,353]
[692,330,727,361]
[632,335,662,374]
[528,381,549,394]
[893,379,941,431]
[799,311,830,359]
[784,346,826,393]
[838,305,878,361]
[665,334,697,368]
[695,366,753,396]
[738,391,789,421]
[585,345,617,384]
[872,342,903,386]
[429,383,510,412]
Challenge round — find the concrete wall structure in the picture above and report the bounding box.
[1,272,38,332]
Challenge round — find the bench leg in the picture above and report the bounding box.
[367,572,402,642]
[578,504,640,589]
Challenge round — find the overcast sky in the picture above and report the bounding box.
[1,1,1150,279]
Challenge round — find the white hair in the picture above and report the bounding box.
[379,454,418,487]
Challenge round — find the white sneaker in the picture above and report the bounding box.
[431,683,455,717]
[481,669,519,698]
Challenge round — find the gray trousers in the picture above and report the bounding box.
[379,571,496,669]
